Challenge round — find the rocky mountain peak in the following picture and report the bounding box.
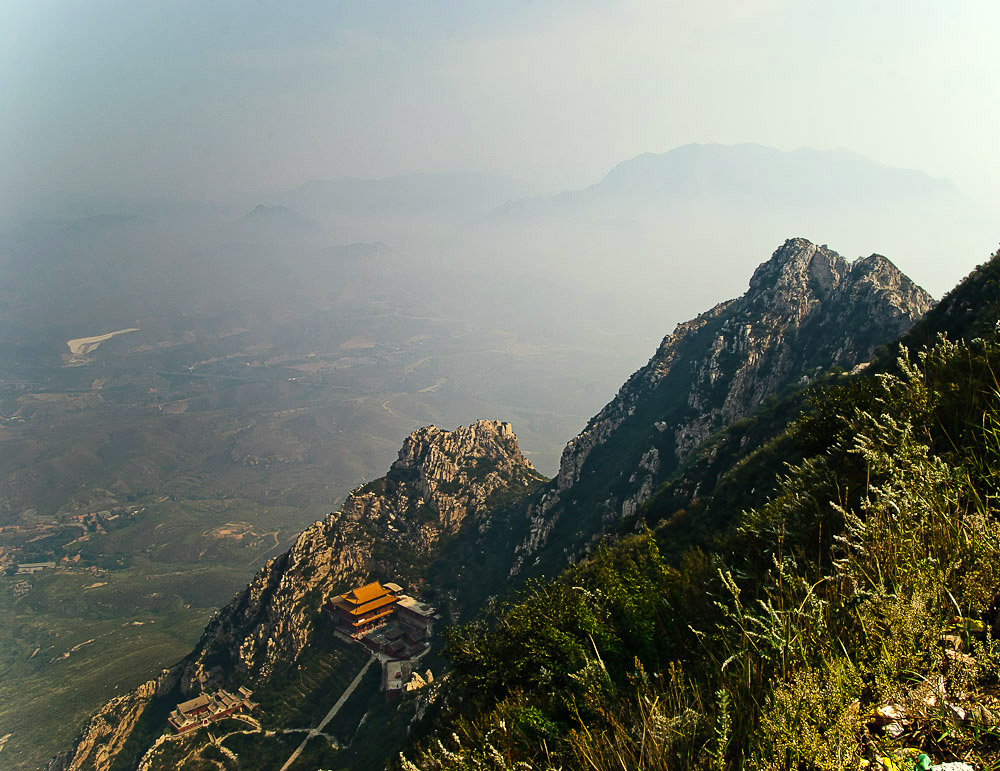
[57,419,545,768]
[175,421,541,683]
[513,238,933,576]
[747,238,847,306]
[553,239,895,497]
[341,420,537,557]
[393,420,525,484]
[380,420,535,530]
[847,252,925,300]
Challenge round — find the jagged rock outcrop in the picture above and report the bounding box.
[512,238,932,575]
[185,420,541,684]
[59,671,177,771]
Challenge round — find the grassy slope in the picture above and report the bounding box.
[398,250,1000,769]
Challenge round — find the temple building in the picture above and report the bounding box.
[324,580,401,638]
[324,580,441,701]
[325,580,439,651]
[167,687,255,734]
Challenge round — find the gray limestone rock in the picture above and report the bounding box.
[512,238,933,573]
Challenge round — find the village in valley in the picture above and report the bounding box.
[0,505,146,576]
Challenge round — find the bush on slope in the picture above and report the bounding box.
[401,330,1000,770]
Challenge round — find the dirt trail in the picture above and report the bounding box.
[278,656,375,771]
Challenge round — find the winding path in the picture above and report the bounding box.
[278,656,376,771]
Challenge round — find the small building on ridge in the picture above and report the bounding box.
[167,688,255,734]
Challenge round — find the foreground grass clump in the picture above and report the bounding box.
[402,334,1000,770]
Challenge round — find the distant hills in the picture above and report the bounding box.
[496,143,960,215]
[466,143,989,317]
[3,142,992,388]
[284,171,534,221]
[6,144,989,315]
[243,203,321,230]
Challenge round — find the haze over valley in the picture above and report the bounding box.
[3,2,1000,769]
[1,141,992,770]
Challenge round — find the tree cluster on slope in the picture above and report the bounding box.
[400,307,1000,769]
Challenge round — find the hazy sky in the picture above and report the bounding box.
[3,0,1000,210]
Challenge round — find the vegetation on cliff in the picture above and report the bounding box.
[401,252,1000,769]
[509,239,932,582]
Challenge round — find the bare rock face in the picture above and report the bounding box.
[185,420,540,684]
[61,672,177,771]
[554,301,734,494]
[512,238,932,574]
[354,420,538,539]
[672,241,931,461]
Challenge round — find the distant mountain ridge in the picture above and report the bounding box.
[595,143,958,200]
[495,143,961,217]
[286,171,534,218]
[241,204,323,239]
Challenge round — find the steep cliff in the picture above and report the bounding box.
[398,249,1000,771]
[59,419,542,769]
[188,419,541,683]
[58,674,177,771]
[512,238,932,575]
